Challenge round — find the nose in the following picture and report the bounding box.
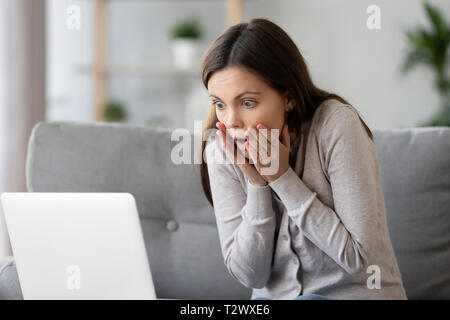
[223,108,243,131]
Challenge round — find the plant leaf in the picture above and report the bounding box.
[401,50,430,73]
[424,2,448,40]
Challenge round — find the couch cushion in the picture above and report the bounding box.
[373,127,450,299]
[0,260,22,300]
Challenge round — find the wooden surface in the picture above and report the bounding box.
[94,0,106,122]
[226,0,243,27]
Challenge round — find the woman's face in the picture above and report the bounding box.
[208,66,293,158]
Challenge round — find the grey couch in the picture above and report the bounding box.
[0,121,449,299]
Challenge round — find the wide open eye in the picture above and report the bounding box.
[212,100,225,109]
[242,99,257,108]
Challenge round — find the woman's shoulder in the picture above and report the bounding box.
[311,98,362,138]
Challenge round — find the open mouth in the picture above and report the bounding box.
[236,137,247,144]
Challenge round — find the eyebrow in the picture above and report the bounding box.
[209,91,262,101]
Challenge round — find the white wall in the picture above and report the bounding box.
[46,0,450,130]
[244,0,450,129]
[0,0,46,258]
[46,0,93,122]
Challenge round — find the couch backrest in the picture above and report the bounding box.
[372,127,450,299]
[26,121,251,299]
[26,122,449,299]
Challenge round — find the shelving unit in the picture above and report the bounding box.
[75,63,200,77]
[90,0,244,121]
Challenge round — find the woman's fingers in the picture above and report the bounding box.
[215,122,291,183]
[216,122,227,139]
[218,128,246,165]
[216,122,270,184]
[217,121,277,168]
[246,132,270,168]
[245,136,258,166]
[257,124,285,153]
[247,126,272,166]
[218,129,234,160]
[246,128,259,166]
[216,122,246,165]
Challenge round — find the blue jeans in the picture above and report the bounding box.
[253,293,335,300]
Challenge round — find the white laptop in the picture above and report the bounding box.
[0,192,157,300]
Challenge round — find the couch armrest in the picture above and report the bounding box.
[0,256,23,300]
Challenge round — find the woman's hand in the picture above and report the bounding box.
[216,122,268,187]
[244,123,291,183]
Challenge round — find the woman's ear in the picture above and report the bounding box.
[283,90,295,111]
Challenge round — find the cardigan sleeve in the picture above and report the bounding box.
[268,106,379,275]
[204,138,277,288]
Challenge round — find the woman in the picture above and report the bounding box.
[199,18,407,300]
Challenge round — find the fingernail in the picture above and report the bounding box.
[257,124,264,129]
[216,130,222,136]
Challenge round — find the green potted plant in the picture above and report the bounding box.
[401,2,450,127]
[169,17,204,71]
[103,99,127,123]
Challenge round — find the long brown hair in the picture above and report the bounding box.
[199,18,372,207]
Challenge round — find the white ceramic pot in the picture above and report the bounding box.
[171,39,200,71]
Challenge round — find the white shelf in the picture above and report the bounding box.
[75,63,200,77]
